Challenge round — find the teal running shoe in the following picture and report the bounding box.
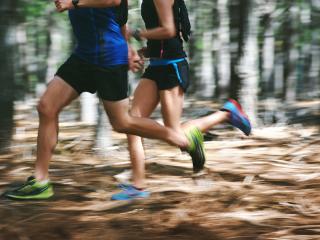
[5,176,54,200]
[185,127,206,173]
[221,99,252,136]
[111,184,150,201]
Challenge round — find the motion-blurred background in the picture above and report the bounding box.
[1,1,320,239]
[1,0,320,151]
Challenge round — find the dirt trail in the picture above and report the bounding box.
[0,100,319,240]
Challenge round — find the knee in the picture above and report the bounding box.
[129,108,142,118]
[37,98,58,119]
[110,117,132,133]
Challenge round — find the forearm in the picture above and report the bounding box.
[55,0,121,12]
[121,25,131,58]
[121,25,129,41]
[138,0,176,40]
[139,27,176,40]
[77,0,121,8]
[140,27,176,40]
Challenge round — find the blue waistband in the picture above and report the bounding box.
[149,58,185,66]
[149,58,187,85]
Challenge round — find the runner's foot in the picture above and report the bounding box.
[4,176,54,200]
[111,184,150,200]
[221,99,252,136]
[185,127,206,173]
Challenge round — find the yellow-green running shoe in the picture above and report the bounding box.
[185,127,206,172]
[5,176,54,200]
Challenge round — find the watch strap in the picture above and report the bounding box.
[72,0,79,8]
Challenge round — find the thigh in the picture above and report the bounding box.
[102,98,130,127]
[142,65,178,91]
[101,79,159,127]
[95,65,129,101]
[55,55,96,95]
[40,77,79,113]
[142,60,190,93]
[160,85,184,130]
[131,79,159,118]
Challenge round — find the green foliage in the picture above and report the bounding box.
[7,0,320,99]
[21,1,49,20]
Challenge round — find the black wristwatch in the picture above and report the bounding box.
[72,0,79,8]
[132,29,142,42]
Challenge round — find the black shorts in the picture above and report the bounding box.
[142,59,190,92]
[55,54,129,101]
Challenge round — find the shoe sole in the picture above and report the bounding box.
[111,193,150,201]
[5,188,54,200]
[223,99,252,136]
[190,129,206,173]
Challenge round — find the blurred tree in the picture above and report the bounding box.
[0,0,319,136]
[0,0,19,152]
[229,0,250,100]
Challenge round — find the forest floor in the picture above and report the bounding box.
[0,99,319,240]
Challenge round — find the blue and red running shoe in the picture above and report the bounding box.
[221,99,252,136]
[111,184,150,201]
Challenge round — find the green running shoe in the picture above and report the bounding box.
[185,127,206,172]
[5,176,54,200]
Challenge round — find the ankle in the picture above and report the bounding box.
[219,110,231,121]
[132,182,146,190]
[35,173,49,182]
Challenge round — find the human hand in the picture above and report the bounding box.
[128,28,144,42]
[128,46,144,73]
[54,0,74,13]
[137,47,150,58]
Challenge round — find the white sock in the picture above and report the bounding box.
[38,179,49,185]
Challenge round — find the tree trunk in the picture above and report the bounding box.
[261,13,275,97]
[0,0,19,152]
[199,31,215,98]
[229,0,250,100]
[216,0,231,100]
[238,0,260,126]
[308,1,320,99]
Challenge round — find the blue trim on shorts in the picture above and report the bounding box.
[149,58,185,84]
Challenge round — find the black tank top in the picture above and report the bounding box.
[141,0,186,59]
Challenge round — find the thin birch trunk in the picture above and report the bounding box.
[199,31,215,98]
[217,0,230,99]
[238,0,260,126]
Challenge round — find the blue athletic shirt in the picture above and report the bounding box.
[69,8,128,67]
